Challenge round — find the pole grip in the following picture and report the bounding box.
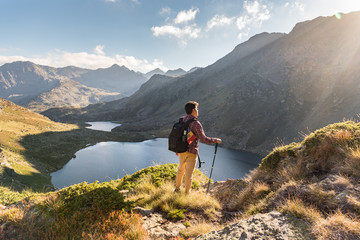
[214,143,218,154]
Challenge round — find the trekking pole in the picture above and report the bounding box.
[206,143,218,194]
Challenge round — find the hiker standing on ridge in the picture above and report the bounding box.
[175,101,221,194]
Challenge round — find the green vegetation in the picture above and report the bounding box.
[117,164,179,189]
[0,187,42,205]
[167,209,186,220]
[0,178,146,239]
[0,164,220,239]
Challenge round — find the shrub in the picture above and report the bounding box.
[260,142,299,170]
[167,209,186,220]
[117,164,179,190]
[0,187,39,205]
[55,181,133,217]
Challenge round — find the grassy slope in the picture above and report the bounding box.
[0,164,220,239]
[0,99,78,190]
[212,121,360,239]
[0,99,149,191]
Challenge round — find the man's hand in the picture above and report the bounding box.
[216,138,222,144]
[176,153,179,156]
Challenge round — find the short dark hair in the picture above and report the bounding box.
[185,101,199,115]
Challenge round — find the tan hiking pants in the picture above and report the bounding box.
[175,151,197,193]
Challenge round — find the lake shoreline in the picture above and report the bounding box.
[51,135,262,189]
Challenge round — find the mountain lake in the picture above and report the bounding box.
[51,122,263,189]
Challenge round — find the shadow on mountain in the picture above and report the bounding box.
[0,166,52,192]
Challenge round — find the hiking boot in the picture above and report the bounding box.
[174,188,180,193]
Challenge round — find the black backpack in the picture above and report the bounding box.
[168,117,196,153]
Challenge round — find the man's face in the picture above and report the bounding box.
[192,106,198,117]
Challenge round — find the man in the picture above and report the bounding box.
[175,101,222,194]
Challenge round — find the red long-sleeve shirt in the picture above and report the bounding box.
[183,115,217,154]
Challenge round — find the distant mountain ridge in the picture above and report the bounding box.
[144,67,194,79]
[43,11,360,155]
[144,68,165,79]
[0,62,148,111]
[165,68,187,77]
[73,64,147,96]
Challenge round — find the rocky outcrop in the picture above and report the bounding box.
[195,211,313,240]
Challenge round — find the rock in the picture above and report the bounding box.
[141,212,187,239]
[195,211,313,240]
[133,206,154,217]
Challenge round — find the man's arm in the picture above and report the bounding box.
[192,121,221,144]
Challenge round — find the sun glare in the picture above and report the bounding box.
[335,12,342,19]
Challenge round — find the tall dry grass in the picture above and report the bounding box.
[313,210,360,240]
[127,176,220,218]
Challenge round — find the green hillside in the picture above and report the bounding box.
[0,98,78,190]
[0,98,148,191]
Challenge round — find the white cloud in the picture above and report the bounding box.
[244,0,271,20]
[0,48,8,53]
[235,0,271,39]
[174,8,199,24]
[206,15,235,30]
[0,48,167,73]
[152,25,200,39]
[105,0,117,2]
[202,1,271,41]
[160,7,171,16]
[244,0,261,15]
[283,1,304,12]
[152,7,201,46]
[94,45,105,55]
[236,16,250,30]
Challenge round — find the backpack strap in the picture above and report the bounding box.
[185,117,197,130]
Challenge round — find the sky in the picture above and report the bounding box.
[1,0,360,73]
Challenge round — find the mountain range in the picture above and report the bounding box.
[43,11,360,155]
[144,67,189,79]
[0,61,190,112]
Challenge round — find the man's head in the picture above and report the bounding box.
[185,101,199,117]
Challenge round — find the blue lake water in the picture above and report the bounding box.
[85,122,121,132]
[51,123,263,189]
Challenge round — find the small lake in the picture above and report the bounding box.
[85,122,121,132]
[51,122,263,189]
